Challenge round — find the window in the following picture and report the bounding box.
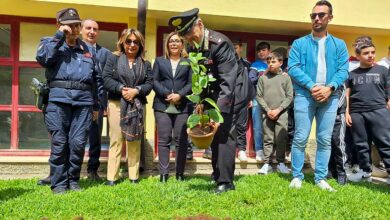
[0,111,11,149]
[0,24,11,57]
[0,66,12,105]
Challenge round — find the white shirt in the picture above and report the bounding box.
[170,59,180,77]
[316,36,327,85]
[377,57,390,69]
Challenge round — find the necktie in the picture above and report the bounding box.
[92,47,96,58]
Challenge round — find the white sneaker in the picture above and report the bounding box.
[348,171,372,183]
[256,150,264,161]
[289,177,302,189]
[258,164,272,175]
[352,164,361,173]
[238,150,248,162]
[277,163,291,174]
[316,180,336,192]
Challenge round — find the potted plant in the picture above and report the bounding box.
[181,43,224,149]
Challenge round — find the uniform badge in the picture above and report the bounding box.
[172,18,182,27]
[68,9,76,17]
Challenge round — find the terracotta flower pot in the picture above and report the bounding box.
[187,123,219,149]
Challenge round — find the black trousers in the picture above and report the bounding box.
[350,108,390,174]
[329,113,347,176]
[233,106,248,151]
[211,111,236,184]
[87,108,103,173]
[155,111,189,175]
[45,102,92,189]
[345,126,358,165]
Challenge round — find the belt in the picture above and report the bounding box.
[49,80,92,91]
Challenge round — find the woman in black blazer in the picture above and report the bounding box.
[153,32,192,182]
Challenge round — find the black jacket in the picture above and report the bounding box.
[152,56,192,113]
[102,53,153,104]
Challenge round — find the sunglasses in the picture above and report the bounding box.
[310,12,328,20]
[168,39,182,44]
[125,39,140,46]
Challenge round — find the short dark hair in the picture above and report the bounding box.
[353,36,372,47]
[256,41,271,52]
[267,52,283,62]
[355,41,375,55]
[314,0,333,15]
[232,39,243,47]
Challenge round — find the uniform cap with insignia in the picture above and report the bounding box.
[56,8,81,25]
[168,8,199,36]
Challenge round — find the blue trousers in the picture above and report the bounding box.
[251,99,263,151]
[45,102,92,189]
[291,95,338,183]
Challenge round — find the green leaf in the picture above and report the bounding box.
[204,98,221,112]
[192,84,202,95]
[196,53,205,61]
[187,114,201,128]
[189,52,198,58]
[189,56,198,65]
[200,114,210,125]
[200,64,207,73]
[186,94,200,104]
[208,109,224,123]
[180,61,189,66]
[191,64,200,75]
[199,75,208,88]
[208,74,216,82]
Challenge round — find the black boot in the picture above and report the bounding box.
[37,175,51,186]
[160,174,169,183]
[176,173,185,181]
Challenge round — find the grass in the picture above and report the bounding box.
[0,173,390,219]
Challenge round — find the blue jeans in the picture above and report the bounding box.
[291,94,338,183]
[252,99,263,151]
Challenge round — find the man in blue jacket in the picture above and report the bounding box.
[81,19,111,181]
[288,0,348,191]
[36,8,103,194]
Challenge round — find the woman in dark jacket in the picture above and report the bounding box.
[102,28,153,185]
[153,32,192,182]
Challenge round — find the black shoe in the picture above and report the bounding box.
[337,174,347,185]
[87,171,101,181]
[105,180,117,186]
[52,187,67,194]
[186,147,193,160]
[203,149,212,160]
[160,174,169,183]
[214,183,235,194]
[130,179,139,184]
[176,173,185,181]
[69,184,82,191]
[37,176,51,186]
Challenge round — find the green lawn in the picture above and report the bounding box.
[1,174,389,219]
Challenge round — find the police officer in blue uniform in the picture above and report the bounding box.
[169,8,251,194]
[36,8,103,194]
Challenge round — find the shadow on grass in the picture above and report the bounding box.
[347,181,390,194]
[0,187,32,202]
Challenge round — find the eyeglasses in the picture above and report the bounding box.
[125,39,140,46]
[310,12,328,20]
[168,39,182,44]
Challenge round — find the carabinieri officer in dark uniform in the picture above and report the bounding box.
[36,8,103,194]
[169,8,251,194]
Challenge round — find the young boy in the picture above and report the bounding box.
[256,52,293,174]
[345,40,390,185]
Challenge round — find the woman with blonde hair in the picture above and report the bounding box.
[102,28,153,185]
[152,32,192,182]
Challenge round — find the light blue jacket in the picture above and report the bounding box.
[288,33,349,97]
